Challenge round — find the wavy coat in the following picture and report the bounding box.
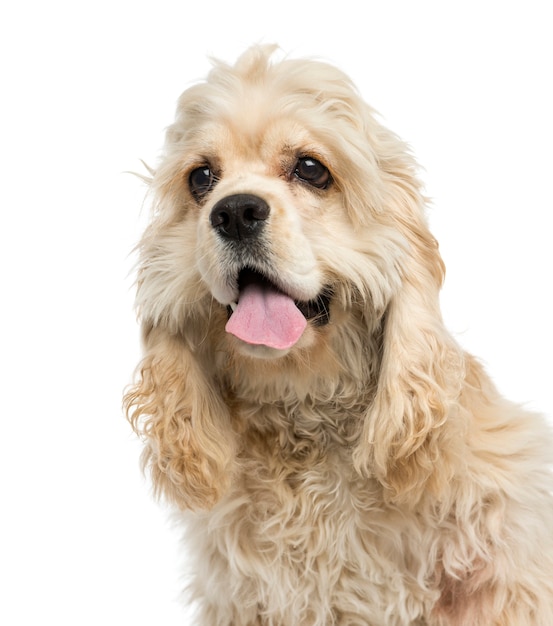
[125,45,553,625]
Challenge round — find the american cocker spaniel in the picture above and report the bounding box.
[125,45,553,625]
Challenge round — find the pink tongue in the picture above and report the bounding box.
[225,282,307,350]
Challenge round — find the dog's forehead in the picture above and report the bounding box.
[194,110,324,170]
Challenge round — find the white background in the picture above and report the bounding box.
[1,1,551,624]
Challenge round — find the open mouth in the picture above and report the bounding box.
[225,268,331,350]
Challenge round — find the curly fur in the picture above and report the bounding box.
[125,45,553,625]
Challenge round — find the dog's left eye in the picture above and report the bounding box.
[189,165,215,200]
[294,157,331,189]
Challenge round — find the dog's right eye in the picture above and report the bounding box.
[189,165,215,200]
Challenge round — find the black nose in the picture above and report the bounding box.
[209,194,270,240]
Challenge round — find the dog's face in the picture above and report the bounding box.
[137,46,438,363]
[191,114,335,359]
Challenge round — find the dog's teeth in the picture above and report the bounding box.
[230,302,238,311]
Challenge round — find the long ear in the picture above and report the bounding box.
[124,326,235,510]
[353,210,465,506]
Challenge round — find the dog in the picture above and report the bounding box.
[125,45,553,625]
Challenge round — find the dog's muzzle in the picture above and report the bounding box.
[209,193,331,352]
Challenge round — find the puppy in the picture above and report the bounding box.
[125,45,553,625]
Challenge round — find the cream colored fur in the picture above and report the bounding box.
[125,45,553,625]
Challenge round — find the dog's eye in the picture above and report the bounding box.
[294,157,331,189]
[189,165,215,200]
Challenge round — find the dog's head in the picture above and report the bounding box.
[136,44,432,360]
[128,45,463,509]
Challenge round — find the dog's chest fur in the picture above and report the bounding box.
[183,398,436,625]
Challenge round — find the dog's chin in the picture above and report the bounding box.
[231,340,293,360]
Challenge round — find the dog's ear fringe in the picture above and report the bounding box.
[350,154,467,505]
[352,281,466,505]
[123,327,235,511]
[352,234,466,505]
